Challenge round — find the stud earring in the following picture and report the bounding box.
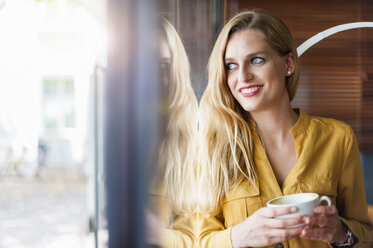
[287,71,292,75]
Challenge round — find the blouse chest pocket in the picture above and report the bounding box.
[297,179,338,205]
[222,181,261,228]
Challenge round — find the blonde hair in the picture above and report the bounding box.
[199,10,300,213]
[155,18,198,214]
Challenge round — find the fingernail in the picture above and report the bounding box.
[315,208,321,213]
[291,207,297,212]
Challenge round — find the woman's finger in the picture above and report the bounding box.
[259,206,298,218]
[303,214,339,228]
[268,226,304,241]
[304,215,330,227]
[300,226,335,242]
[265,216,305,228]
[313,205,337,216]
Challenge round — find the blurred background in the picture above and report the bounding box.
[0,0,107,247]
[0,0,372,247]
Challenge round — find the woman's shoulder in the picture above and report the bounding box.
[310,115,352,131]
[304,110,354,138]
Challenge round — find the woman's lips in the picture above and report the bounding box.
[239,85,263,97]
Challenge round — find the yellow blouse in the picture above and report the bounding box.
[148,191,197,247]
[198,109,372,248]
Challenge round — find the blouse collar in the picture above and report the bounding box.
[290,108,311,137]
[248,108,311,137]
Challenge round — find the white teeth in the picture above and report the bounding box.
[242,86,260,93]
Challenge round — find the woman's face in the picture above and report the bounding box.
[160,36,171,87]
[224,28,293,113]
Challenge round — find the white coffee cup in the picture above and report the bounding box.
[267,193,331,224]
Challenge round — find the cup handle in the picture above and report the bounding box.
[319,195,331,206]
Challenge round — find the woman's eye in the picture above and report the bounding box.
[251,57,265,65]
[160,62,170,70]
[226,63,238,71]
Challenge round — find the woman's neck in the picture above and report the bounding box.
[250,101,298,144]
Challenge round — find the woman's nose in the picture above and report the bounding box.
[238,66,253,82]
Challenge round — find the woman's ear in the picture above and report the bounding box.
[285,52,295,76]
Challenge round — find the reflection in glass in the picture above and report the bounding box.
[146,18,198,247]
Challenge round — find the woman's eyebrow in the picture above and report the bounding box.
[224,57,235,62]
[224,51,267,62]
[160,57,171,63]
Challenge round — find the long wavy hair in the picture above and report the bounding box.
[154,18,198,214]
[199,10,300,213]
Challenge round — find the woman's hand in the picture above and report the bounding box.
[300,205,347,243]
[231,207,305,248]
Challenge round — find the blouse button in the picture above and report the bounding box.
[275,243,284,248]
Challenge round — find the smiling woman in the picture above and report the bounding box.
[198,9,372,248]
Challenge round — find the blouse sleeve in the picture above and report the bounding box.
[148,193,197,248]
[336,127,373,247]
[161,211,198,248]
[198,211,233,248]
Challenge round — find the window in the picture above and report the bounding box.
[42,76,76,133]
